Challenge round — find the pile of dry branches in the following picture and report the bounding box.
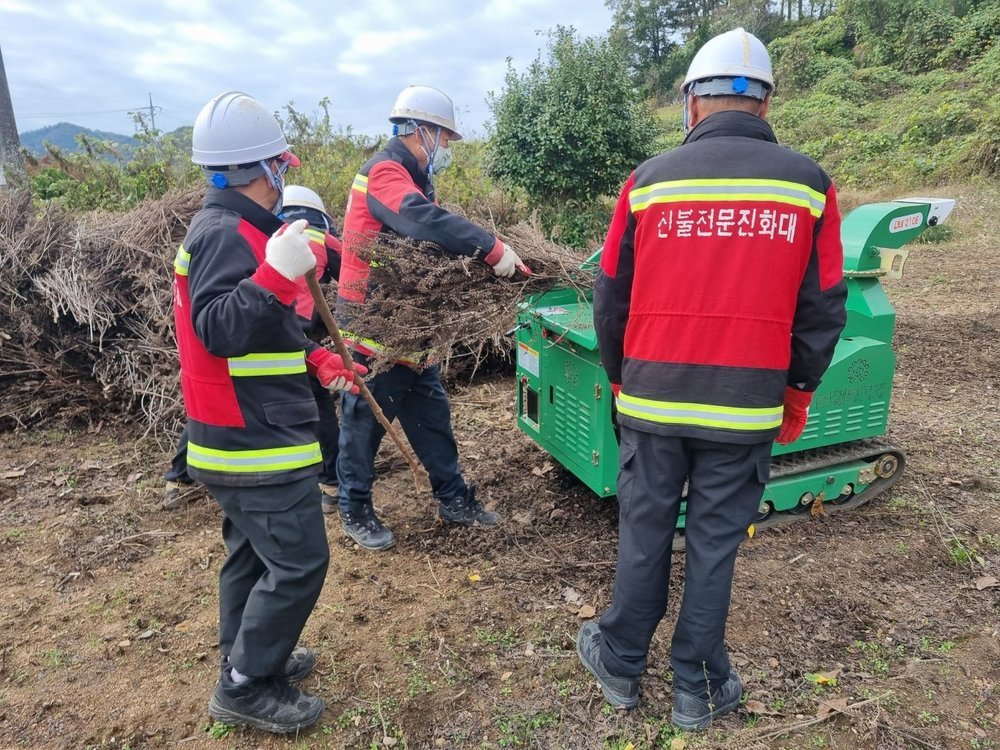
[337,221,595,374]
[0,187,593,434]
[0,188,202,433]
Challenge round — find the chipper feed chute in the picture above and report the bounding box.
[514,198,955,544]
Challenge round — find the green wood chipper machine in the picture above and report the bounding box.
[514,197,955,543]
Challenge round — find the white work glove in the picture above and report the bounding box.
[490,243,523,279]
[265,219,316,281]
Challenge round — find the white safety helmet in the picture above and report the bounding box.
[282,185,326,214]
[389,85,462,140]
[192,91,291,167]
[682,28,774,99]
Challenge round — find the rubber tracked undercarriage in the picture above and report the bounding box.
[514,198,955,548]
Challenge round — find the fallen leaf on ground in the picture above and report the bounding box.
[577,604,597,619]
[816,697,850,717]
[943,477,963,486]
[974,575,999,590]
[562,587,584,606]
[744,700,780,716]
[805,668,842,686]
[500,671,513,681]
[531,462,554,477]
[468,572,481,582]
[512,511,534,525]
[669,738,687,750]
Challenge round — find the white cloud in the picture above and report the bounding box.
[5,0,614,138]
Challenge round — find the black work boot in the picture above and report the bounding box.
[282,647,317,683]
[208,671,325,734]
[671,670,742,731]
[161,480,199,511]
[224,648,317,684]
[438,485,499,526]
[318,483,338,515]
[576,622,639,708]
[340,505,396,551]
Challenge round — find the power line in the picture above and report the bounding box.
[17,108,140,118]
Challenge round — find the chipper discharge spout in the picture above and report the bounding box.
[514,198,955,547]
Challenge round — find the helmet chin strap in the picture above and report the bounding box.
[416,125,442,175]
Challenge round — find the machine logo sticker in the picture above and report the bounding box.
[847,358,870,383]
[889,212,923,233]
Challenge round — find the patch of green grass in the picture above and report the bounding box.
[495,711,558,747]
[3,528,26,541]
[945,535,984,568]
[204,721,235,739]
[476,626,519,650]
[406,664,433,697]
[851,640,905,675]
[918,710,940,724]
[42,649,67,667]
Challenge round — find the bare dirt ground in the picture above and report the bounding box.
[1,184,998,750]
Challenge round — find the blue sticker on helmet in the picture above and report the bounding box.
[211,173,229,189]
[732,77,749,94]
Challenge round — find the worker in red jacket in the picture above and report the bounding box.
[161,186,345,509]
[334,85,528,551]
[177,91,363,734]
[577,30,847,730]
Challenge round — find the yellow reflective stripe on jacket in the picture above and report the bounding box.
[617,392,783,430]
[174,245,191,276]
[340,330,423,367]
[227,351,307,377]
[187,441,321,473]
[304,227,325,243]
[352,174,368,194]
[629,178,826,217]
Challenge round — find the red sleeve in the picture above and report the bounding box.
[600,173,636,278]
[816,184,843,292]
[365,160,498,259]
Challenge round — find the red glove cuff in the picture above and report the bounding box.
[306,347,341,377]
[251,261,299,305]
[611,383,622,397]
[783,386,813,414]
[483,237,504,266]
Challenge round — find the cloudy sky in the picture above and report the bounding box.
[2,0,614,139]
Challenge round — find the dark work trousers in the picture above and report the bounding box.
[309,376,340,486]
[164,424,192,484]
[598,426,771,697]
[208,476,330,678]
[336,359,467,515]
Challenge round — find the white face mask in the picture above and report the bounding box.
[417,125,452,176]
[431,145,453,175]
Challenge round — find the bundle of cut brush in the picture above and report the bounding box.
[332,221,595,376]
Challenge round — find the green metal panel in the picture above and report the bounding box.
[514,198,953,500]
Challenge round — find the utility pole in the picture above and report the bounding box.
[0,43,24,188]
[147,92,156,131]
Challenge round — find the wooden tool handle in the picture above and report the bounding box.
[305,273,429,493]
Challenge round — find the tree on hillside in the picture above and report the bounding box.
[486,26,660,245]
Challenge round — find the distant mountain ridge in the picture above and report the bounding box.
[18,122,136,156]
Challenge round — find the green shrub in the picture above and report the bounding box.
[851,66,912,98]
[771,93,865,141]
[487,26,660,245]
[939,3,1000,66]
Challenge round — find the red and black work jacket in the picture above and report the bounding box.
[595,111,848,444]
[336,137,503,355]
[294,227,341,328]
[173,188,322,486]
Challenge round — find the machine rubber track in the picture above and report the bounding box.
[672,440,906,551]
